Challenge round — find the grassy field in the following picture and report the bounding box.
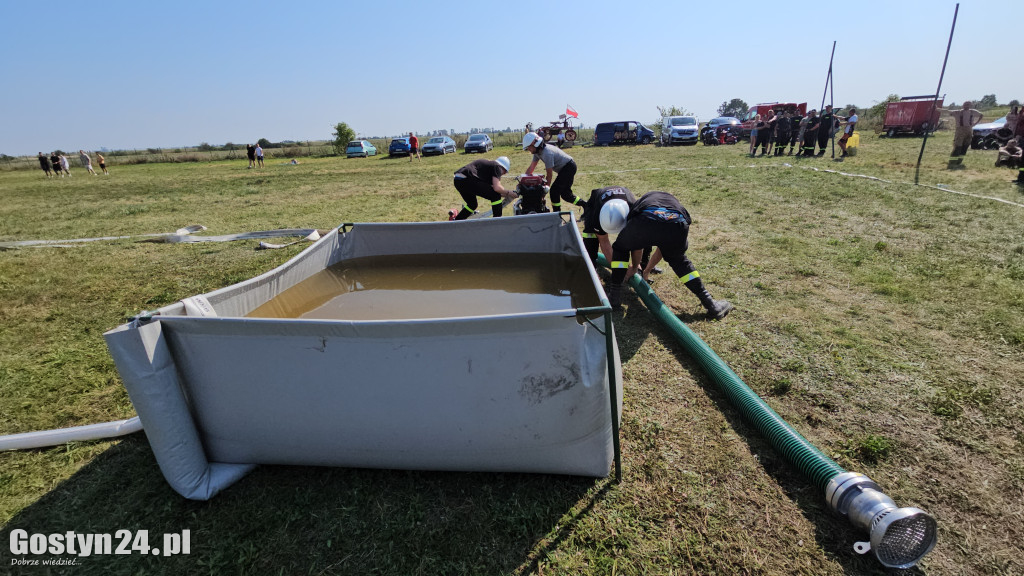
[1,132,1022,575]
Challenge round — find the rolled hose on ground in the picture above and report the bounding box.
[597,254,937,569]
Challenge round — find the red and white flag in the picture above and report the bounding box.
[565,105,578,118]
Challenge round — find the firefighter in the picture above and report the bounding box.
[788,110,803,155]
[801,110,820,157]
[603,191,733,320]
[580,186,654,276]
[774,111,792,156]
[522,131,585,214]
[817,104,836,156]
[450,156,516,220]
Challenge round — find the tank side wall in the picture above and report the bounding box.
[159,314,614,477]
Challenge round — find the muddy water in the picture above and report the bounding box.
[247,253,600,320]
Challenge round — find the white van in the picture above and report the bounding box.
[661,115,700,146]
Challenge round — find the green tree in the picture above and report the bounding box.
[332,122,355,155]
[717,99,748,118]
[977,94,997,109]
[257,138,272,149]
[867,94,900,122]
[1010,99,1020,108]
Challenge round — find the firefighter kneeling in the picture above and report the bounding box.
[601,191,733,320]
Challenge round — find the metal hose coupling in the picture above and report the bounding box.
[825,472,937,569]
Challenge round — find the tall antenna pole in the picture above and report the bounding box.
[915,4,959,184]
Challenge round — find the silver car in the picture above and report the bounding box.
[463,134,493,153]
[422,136,456,156]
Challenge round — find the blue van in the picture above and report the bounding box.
[593,121,655,146]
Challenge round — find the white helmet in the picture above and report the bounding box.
[495,156,510,174]
[599,199,630,234]
[522,132,542,150]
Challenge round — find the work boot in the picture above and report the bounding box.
[605,282,623,309]
[705,299,734,320]
[684,277,734,320]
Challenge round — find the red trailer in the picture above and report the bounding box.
[883,95,943,137]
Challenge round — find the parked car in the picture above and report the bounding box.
[464,133,493,153]
[346,140,377,158]
[661,115,700,146]
[594,121,656,146]
[972,116,1009,149]
[422,136,457,156]
[389,137,411,156]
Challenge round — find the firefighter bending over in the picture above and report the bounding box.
[602,191,733,320]
[451,156,516,220]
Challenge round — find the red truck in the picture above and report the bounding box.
[739,102,808,139]
[882,95,943,137]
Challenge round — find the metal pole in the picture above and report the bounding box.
[819,42,836,159]
[916,3,959,184]
[820,41,835,112]
[604,310,621,482]
[830,57,837,159]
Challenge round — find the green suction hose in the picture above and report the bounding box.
[597,254,937,568]
[610,261,846,490]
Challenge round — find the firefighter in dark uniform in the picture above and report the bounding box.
[817,105,836,156]
[801,110,820,157]
[788,110,803,155]
[774,111,792,156]
[451,156,516,220]
[604,191,733,319]
[581,186,653,274]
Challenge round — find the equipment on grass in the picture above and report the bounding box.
[513,174,551,215]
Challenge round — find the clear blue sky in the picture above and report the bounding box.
[0,0,1012,156]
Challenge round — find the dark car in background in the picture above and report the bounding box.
[464,134,493,153]
[389,137,411,156]
[593,121,655,146]
[422,136,457,156]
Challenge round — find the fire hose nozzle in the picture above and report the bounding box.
[826,472,937,569]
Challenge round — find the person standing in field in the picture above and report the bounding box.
[801,110,820,157]
[96,152,108,175]
[246,144,256,168]
[748,114,761,156]
[255,143,264,168]
[450,156,515,220]
[788,110,803,155]
[837,108,858,158]
[408,132,420,161]
[59,153,71,176]
[79,150,97,175]
[817,105,835,156]
[522,131,585,214]
[38,152,53,177]
[774,111,791,156]
[50,152,64,177]
[947,101,983,159]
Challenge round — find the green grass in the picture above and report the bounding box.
[2,133,1023,575]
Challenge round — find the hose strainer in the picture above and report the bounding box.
[826,472,937,569]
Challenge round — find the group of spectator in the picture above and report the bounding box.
[245,143,265,168]
[37,150,107,178]
[748,105,857,160]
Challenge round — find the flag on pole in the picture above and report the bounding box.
[565,105,578,118]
